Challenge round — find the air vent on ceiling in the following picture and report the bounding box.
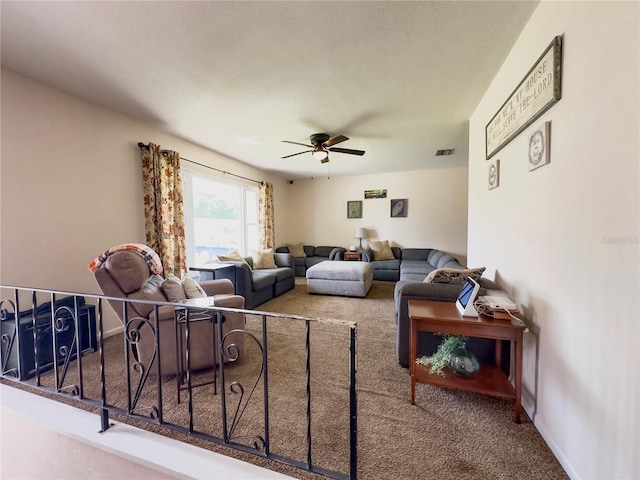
[435,148,455,156]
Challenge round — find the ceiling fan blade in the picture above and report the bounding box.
[282,140,313,148]
[281,150,312,159]
[323,135,349,147]
[327,147,365,156]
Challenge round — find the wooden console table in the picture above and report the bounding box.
[408,299,526,423]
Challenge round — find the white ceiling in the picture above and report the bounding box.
[1,1,538,179]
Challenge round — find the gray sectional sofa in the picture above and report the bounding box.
[197,253,295,309]
[361,247,464,282]
[275,245,346,277]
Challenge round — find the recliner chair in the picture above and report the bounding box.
[92,248,246,376]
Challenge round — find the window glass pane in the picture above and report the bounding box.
[192,176,241,263]
[183,170,259,267]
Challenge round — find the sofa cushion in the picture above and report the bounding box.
[128,275,167,317]
[182,276,206,298]
[435,254,459,269]
[401,260,435,275]
[251,248,278,269]
[251,270,276,290]
[372,259,401,271]
[161,274,187,302]
[369,240,395,260]
[274,267,293,282]
[286,242,306,257]
[402,248,432,261]
[427,250,445,267]
[424,267,486,285]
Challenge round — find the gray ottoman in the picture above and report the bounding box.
[306,261,373,298]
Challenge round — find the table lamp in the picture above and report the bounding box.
[354,228,367,250]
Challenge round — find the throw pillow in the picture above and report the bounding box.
[161,274,187,302]
[218,250,251,269]
[182,276,206,298]
[286,242,306,257]
[423,267,486,285]
[369,240,395,261]
[251,248,278,269]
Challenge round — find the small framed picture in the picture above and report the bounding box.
[390,199,408,217]
[364,189,387,199]
[528,121,551,171]
[347,200,362,219]
[488,159,500,190]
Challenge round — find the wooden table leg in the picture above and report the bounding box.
[410,320,416,405]
[514,330,523,423]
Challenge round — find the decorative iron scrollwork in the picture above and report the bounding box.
[125,316,158,416]
[222,329,265,450]
[52,306,79,393]
[0,299,18,377]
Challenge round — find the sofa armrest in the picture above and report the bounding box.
[329,247,346,261]
[361,248,373,262]
[274,252,294,269]
[212,294,245,309]
[200,279,235,296]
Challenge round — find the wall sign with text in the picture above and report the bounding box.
[486,36,562,160]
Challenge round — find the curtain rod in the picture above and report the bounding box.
[138,142,264,185]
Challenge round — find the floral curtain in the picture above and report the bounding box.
[141,143,187,277]
[258,181,274,249]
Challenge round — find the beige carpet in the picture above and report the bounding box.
[9,279,568,479]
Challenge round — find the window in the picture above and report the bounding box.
[183,170,259,266]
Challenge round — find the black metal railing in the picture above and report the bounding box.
[0,285,357,480]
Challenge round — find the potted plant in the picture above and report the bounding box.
[415,334,479,377]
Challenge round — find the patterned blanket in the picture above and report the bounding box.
[87,243,163,275]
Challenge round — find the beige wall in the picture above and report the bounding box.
[281,168,469,264]
[468,2,639,479]
[0,69,288,332]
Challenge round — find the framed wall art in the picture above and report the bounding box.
[347,200,363,219]
[528,121,550,171]
[390,199,408,217]
[486,35,562,159]
[364,189,387,199]
[488,159,500,190]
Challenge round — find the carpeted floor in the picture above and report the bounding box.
[9,279,568,479]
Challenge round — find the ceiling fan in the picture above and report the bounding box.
[281,133,365,163]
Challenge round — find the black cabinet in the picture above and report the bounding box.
[1,300,96,380]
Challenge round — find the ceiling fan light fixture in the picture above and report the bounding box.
[312,147,328,161]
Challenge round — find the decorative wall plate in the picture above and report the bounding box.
[488,159,500,190]
[528,121,551,171]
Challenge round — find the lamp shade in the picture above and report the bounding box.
[354,228,367,239]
